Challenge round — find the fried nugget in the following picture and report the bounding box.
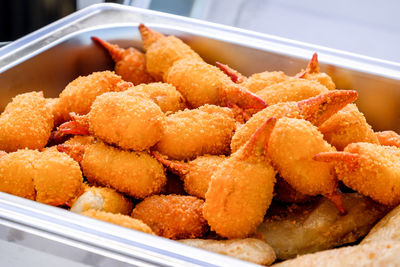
[81,210,154,234]
[131,194,208,239]
[319,104,379,150]
[57,71,132,123]
[155,105,236,160]
[71,186,133,215]
[91,36,155,85]
[124,82,186,113]
[0,92,53,152]
[203,118,277,238]
[179,238,276,266]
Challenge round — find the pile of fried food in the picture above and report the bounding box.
[1,24,400,266]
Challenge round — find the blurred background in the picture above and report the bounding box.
[0,0,399,62]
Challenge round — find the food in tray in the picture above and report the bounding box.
[0,23,400,266]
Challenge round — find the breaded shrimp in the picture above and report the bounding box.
[58,141,166,199]
[231,90,358,152]
[154,105,236,160]
[296,53,336,90]
[319,104,379,150]
[124,82,186,113]
[131,194,208,239]
[81,210,154,234]
[376,130,400,147]
[203,118,277,238]
[91,36,155,85]
[0,149,83,206]
[314,142,400,206]
[71,186,133,215]
[0,92,53,152]
[153,152,225,199]
[58,92,166,151]
[57,71,132,123]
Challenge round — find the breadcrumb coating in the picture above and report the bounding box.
[243,71,288,93]
[132,194,208,239]
[0,92,53,152]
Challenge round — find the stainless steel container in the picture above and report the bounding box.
[0,3,399,266]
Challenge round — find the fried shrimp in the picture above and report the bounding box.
[58,92,166,151]
[58,141,166,199]
[70,186,133,215]
[319,104,379,150]
[314,142,400,206]
[124,82,186,113]
[0,149,83,206]
[153,152,225,199]
[203,118,277,238]
[131,194,208,239]
[155,105,236,160]
[376,130,400,147]
[56,71,132,123]
[0,92,53,152]
[231,90,358,152]
[81,210,154,234]
[296,53,336,90]
[91,36,155,85]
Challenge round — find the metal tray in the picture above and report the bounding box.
[0,3,399,266]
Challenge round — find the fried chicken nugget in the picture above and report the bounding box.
[376,130,400,147]
[91,36,155,85]
[71,186,133,215]
[274,241,400,267]
[0,92,53,152]
[314,142,400,206]
[231,90,358,152]
[59,92,166,151]
[56,71,132,123]
[155,105,236,160]
[131,194,208,239]
[153,152,226,199]
[319,104,379,150]
[124,82,186,113]
[81,210,154,234]
[203,118,277,238]
[179,238,276,266]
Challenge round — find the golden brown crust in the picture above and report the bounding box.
[132,194,208,239]
[243,71,288,93]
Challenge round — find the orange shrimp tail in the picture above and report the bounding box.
[91,36,125,62]
[226,101,251,123]
[216,62,246,84]
[57,113,90,136]
[241,117,277,159]
[298,90,358,126]
[313,151,360,168]
[57,144,86,163]
[224,85,267,111]
[138,24,165,51]
[152,151,190,176]
[296,52,320,78]
[325,190,346,214]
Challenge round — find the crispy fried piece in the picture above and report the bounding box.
[139,24,203,80]
[0,92,53,152]
[376,130,400,148]
[72,141,166,199]
[153,152,225,199]
[57,71,132,123]
[81,210,154,234]
[124,82,186,113]
[155,105,236,160]
[274,176,314,203]
[91,36,155,85]
[258,193,388,260]
[296,53,336,90]
[131,194,208,239]
[256,79,329,105]
[273,241,400,267]
[319,104,379,150]
[203,118,277,238]
[63,135,95,146]
[231,90,358,152]
[45,97,65,126]
[70,186,133,215]
[314,143,400,206]
[59,92,166,151]
[179,238,276,265]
